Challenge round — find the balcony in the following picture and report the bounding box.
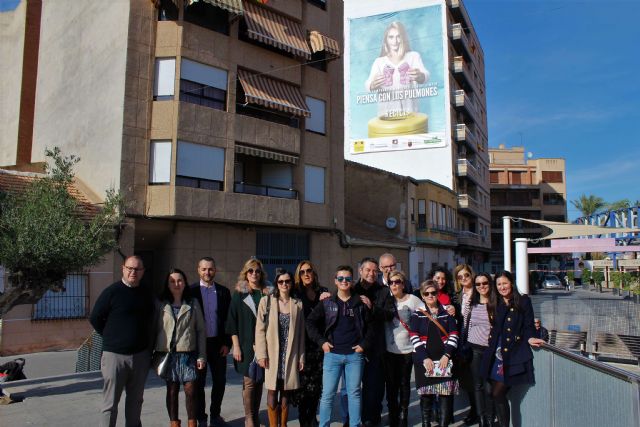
[454,123,478,153]
[458,230,480,246]
[450,23,472,60]
[234,182,298,200]
[456,158,482,184]
[453,89,480,124]
[451,55,477,93]
[448,0,472,30]
[457,193,479,210]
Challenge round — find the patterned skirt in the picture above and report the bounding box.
[417,379,460,396]
[162,351,198,383]
[290,348,324,406]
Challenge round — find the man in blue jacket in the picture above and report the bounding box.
[306,265,375,427]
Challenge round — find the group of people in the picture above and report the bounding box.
[90,254,545,427]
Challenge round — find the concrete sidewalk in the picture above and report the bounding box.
[0,356,472,427]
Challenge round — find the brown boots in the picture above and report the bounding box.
[170,421,181,427]
[267,405,280,427]
[280,404,289,426]
[187,420,197,427]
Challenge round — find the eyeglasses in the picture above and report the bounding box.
[422,291,438,297]
[299,268,313,275]
[389,279,404,285]
[457,273,471,280]
[277,279,292,285]
[247,268,262,275]
[475,281,490,287]
[124,266,144,272]
[380,263,396,270]
[336,276,353,283]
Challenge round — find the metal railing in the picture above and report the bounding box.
[517,343,640,426]
[234,182,298,200]
[75,331,103,373]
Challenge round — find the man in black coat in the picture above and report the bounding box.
[192,257,232,427]
[534,318,550,342]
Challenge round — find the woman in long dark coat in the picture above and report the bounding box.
[480,271,544,427]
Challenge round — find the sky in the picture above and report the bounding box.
[464,0,640,220]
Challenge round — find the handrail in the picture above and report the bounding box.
[539,342,640,383]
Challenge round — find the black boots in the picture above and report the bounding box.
[495,401,510,427]
[420,395,433,427]
[439,395,453,427]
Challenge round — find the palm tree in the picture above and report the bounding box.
[571,194,605,217]
[607,199,631,211]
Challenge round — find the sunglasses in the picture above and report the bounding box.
[475,281,490,287]
[389,279,404,285]
[299,268,313,275]
[277,279,292,285]
[422,291,438,297]
[457,273,471,280]
[336,276,353,283]
[247,268,262,275]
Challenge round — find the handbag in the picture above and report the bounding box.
[152,351,171,377]
[248,357,264,383]
[424,359,453,378]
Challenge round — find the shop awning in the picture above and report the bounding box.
[237,69,310,117]
[242,1,312,59]
[515,217,639,240]
[309,30,340,57]
[235,144,299,164]
[186,0,244,15]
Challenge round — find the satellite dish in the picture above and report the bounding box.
[385,217,397,229]
[527,152,533,159]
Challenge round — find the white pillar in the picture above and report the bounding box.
[515,238,529,294]
[503,216,512,271]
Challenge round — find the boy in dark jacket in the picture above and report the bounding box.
[306,265,374,427]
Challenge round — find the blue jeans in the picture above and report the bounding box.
[319,351,365,427]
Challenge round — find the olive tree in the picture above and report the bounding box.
[0,148,125,317]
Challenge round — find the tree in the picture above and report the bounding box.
[0,148,125,317]
[571,194,605,217]
[607,199,631,211]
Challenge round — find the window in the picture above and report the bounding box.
[490,171,499,184]
[33,273,89,320]
[304,165,325,204]
[541,171,563,183]
[511,171,523,185]
[410,198,415,223]
[257,230,309,280]
[154,58,175,100]
[235,154,297,199]
[308,51,328,72]
[429,200,437,228]
[176,141,225,190]
[439,204,446,228]
[305,97,326,134]
[418,199,427,229]
[307,0,327,10]
[180,59,227,110]
[184,1,229,34]
[149,140,172,184]
[543,193,565,206]
[157,0,178,21]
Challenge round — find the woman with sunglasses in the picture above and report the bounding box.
[480,271,545,427]
[226,258,270,427]
[384,270,424,427]
[464,273,497,427]
[452,264,478,425]
[410,280,459,427]
[255,269,305,426]
[290,261,329,427]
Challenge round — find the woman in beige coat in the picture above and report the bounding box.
[155,268,206,427]
[255,269,305,426]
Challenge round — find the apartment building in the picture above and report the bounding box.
[0,0,346,353]
[489,144,568,272]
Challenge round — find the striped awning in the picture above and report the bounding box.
[237,69,310,117]
[309,30,340,57]
[242,1,312,59]
[186,0,244,15]
[235,144,299,164]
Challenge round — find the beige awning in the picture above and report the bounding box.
[242,1,312,59]
[235,144,298,164]
[515,217,639,240]
[237,69,310,117]
[308,30,340,57]
[186,0,244,15]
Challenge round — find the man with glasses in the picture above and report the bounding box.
[191,257,232,427]
[533,318,549,342]
[90,255,155,427]
[306,265,375,427]
[379,253,413,293]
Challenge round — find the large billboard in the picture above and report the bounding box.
[344,0,452,187]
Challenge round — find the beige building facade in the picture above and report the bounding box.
[489,144,568,272]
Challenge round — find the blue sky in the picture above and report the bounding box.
[464,0,640,220]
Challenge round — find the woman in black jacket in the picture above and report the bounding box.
[480,271,544,426]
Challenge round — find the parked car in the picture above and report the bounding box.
[542,274,563,290]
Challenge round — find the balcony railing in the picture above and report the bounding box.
[428,222,457,234]
[458,230,480,246]
[452,55,477,93]
[234,182,298,200]
[519,344,640,426]
[455,123,478,152]
[458,193,479,212]
[456,158,481,184]
[448,0,472,30]
[450,23,472,59]
[453,89,480,123]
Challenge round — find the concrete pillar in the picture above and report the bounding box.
[515,238,529,294]
[503,216,511,272]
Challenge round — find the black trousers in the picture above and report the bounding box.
[471,346,493,419]
[195,336,228,421]
[383,352,413,419]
